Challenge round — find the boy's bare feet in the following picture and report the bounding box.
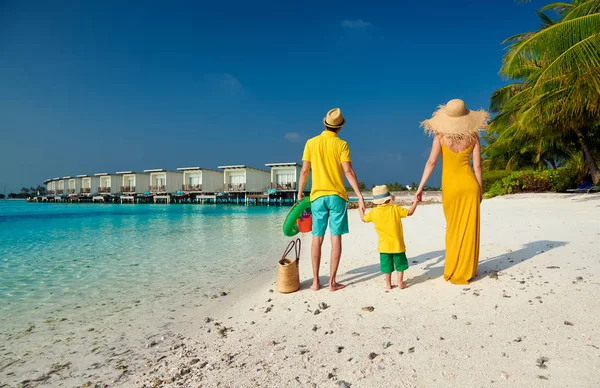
[385,283,392,291]
[329,282,345,292]
[399,282,408,289]
[310,281,321,291]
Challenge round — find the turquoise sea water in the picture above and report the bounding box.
[0,201,289,323]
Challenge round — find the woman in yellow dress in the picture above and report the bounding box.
[414,99,488,284]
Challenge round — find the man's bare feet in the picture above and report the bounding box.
[385,283,392,291]
[310,281,321,291]
[399,282,408,289]
[329,282,346,292]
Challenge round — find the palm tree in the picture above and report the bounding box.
[489,0,600,183]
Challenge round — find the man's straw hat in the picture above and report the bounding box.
[420,99,489,140]
[372,185,395,205]
[323,108,346,128]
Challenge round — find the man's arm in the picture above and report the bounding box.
[297,161,311,201]
[342,161,365,212]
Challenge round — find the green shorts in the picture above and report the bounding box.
[380,252,408,274]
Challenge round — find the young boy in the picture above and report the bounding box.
[359,185,418,290]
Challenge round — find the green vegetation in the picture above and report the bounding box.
[8,186,46,199]
[482,170,513,193]
[0,194,4,199]
[346,181,440,192]
[483,0,600,189]
[485,168,578,198]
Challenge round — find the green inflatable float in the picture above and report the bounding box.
[282,196,311,236]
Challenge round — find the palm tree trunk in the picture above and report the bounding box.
[574,128,600,184]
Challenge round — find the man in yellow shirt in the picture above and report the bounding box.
[359,185,418,290]
[297,108,365,292]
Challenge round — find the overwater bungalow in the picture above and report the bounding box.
[116,171,150,195]
[45,179,56,195]
[265,162,312,192]
[95,173,120,195]
[177,167,224,194]
[217,165,270,192]
[66,176,81,197]
[56,178,66,196]
[79,175,98,196]
[264,162,311,203]
[143,169,183,194]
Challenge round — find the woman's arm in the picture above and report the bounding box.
[472,137,483,202]
[414,136,442,202]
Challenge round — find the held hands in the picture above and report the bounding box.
[297,192,304,201]
[358,196,366,213]
[413,188,423,203]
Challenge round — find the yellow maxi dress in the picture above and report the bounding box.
[441,143,481,284]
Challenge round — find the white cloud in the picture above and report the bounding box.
[205,73,243,91]
[220,73,241,89]
[284,132,303,142]
[341,19,371,28]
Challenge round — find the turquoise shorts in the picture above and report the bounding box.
[311,195,349,237]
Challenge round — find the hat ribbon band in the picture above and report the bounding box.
[373,193,391,199]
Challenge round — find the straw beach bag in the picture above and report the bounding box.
[276,238,301,294]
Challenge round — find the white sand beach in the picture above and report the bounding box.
[3,194,600,387]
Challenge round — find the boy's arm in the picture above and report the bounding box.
[359,206,366,222]
[407,200,418,216]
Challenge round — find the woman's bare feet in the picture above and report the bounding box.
[329,282,346,292]
[385,283,392,290]
[399,282,408,289]
[310,281,321,291]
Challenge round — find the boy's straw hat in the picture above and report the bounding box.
[323,108,346,128]
[420,99,489,140]
[372,185,395,205]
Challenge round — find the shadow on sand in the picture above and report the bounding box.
[342,250,446,287]
[343,240,567,288]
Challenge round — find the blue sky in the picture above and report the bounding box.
[0,0,543,193]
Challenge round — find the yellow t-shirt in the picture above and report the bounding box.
[302,130,351,201]
[364,203,409,253]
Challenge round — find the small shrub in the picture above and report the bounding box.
[485,169,579,198]
[482,170,513,193]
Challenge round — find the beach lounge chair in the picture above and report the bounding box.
[567,181,600,193]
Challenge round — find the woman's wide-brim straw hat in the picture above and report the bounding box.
[372,185,395,205]
[420,99,489,140]
[323,108,346,128]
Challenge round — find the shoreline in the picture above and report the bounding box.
[2,194,600,387]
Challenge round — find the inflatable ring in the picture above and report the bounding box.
[282,197,311,236]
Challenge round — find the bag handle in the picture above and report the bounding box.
[294,238,301,262]
[282,238,302,263]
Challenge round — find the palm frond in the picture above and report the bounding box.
[501,13,600,77]
[540,2,576,14]
[532,31,600,90]
[536,11,556,27]
[562,0,600,20]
